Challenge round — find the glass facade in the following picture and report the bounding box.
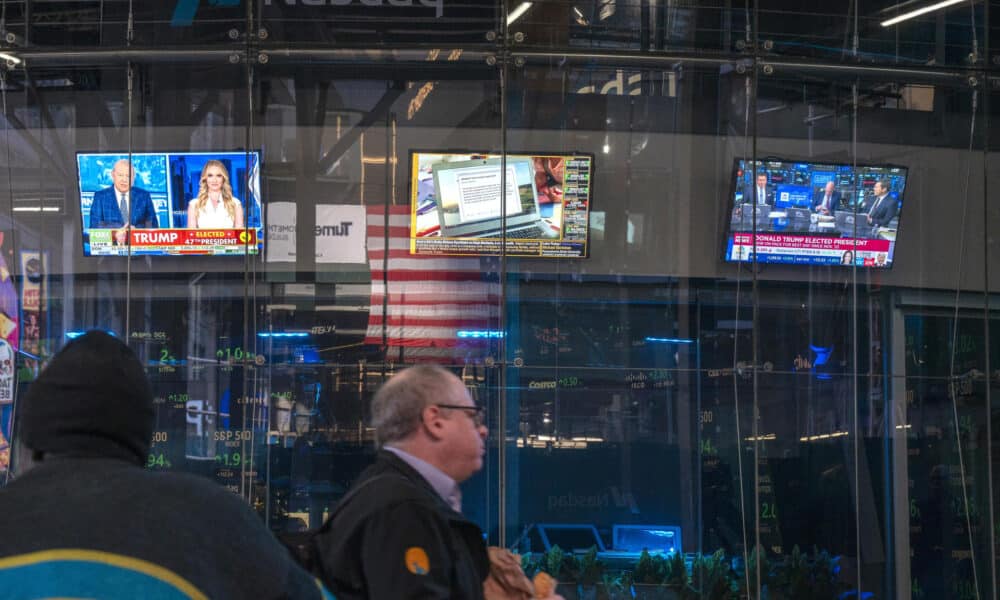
[0,1,997,598]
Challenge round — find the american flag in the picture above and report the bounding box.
[364,205,501,363]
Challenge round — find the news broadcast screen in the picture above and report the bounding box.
[724,158,907,268]
[409,151,593,258]
[77,151,262,257]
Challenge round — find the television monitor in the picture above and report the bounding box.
[724,158,907,268]
[77,151,263,256]
[409,151,593,258]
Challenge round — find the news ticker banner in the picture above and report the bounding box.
[727,233,893,267]
[88,228,261,256]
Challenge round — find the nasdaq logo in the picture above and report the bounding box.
[171,0,240,27]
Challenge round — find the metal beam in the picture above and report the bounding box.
[315,83,403,175]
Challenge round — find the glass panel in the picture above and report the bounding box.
[510,0,737,53]
[253,56,504,536]
[0,63,109,477]
[0,56,259,489]
[758,0,986,68]
[0,3,248,47]
[260,0,500,46]
[119,60,259,491]
[503,57,756,597]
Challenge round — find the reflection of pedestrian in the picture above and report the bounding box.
[841,250,854,265]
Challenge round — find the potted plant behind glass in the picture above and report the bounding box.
[571,546,605,600]
[531,545,585,600]
[631,550,688,600]
[736,545,773,599]
[602,569,633,600]
[772,545,844,600]
[689,550,738,600]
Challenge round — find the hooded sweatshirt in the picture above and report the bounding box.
[0,331,332,600]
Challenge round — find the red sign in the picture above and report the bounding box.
[129,228,258,247]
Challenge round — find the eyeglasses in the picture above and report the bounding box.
[436,404,487,427]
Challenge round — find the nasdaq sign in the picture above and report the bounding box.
[172,0,240,27]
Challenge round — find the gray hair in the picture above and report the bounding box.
[372,365,461,447]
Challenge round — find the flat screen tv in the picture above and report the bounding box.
[409,151,593,258]
[724,158,907,268]
[77,151,262,256]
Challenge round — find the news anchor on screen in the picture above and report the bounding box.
[89,159,158,244]
[186,160,244,229]
[812,181,841,216]
[751,172,773,206]
[864,180,897,228]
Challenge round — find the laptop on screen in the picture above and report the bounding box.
[785,208,811,231]
[431,157,556,239]
[740,203,771,232]
[611,525,681,555]
[536,524,606,553]
[835,211,858,235]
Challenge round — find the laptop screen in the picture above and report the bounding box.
[538,525,604,552]
[409,151,594,258]
[434,158,535,228]
[613,525,681,553]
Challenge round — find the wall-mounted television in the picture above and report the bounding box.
[409,151,593,258]
[77,151,262,257]
[724,158,907,268]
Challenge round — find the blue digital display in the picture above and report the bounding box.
[774,184,811,208]
[726,158,907,269]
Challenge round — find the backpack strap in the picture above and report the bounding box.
[278,472,406,574]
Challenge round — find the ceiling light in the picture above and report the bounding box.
[0,52,20,65]
[881,0,967,27]
[507,2,533,25]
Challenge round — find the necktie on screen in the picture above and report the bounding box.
[869,195,881,216]
[118,192,128,222]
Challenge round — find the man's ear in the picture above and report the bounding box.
[421,404,447,441]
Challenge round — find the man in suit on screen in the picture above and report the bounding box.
[89,159,158,245]
[751,172,773,206]
[811,181,841,216]
[864,180,898,228]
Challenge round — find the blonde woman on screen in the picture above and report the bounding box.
[187,160,244,228]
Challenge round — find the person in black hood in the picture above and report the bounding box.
[0,331,333,600]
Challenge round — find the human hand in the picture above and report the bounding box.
[534,158,565,205]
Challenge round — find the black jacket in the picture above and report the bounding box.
[0,457,329,600]
[315,450,489,599]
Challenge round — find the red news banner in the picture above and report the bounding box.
[89,228,259,256]
[732,233,890,252]
[731,233,892,265]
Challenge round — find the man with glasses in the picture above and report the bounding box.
[314,364,492,598]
